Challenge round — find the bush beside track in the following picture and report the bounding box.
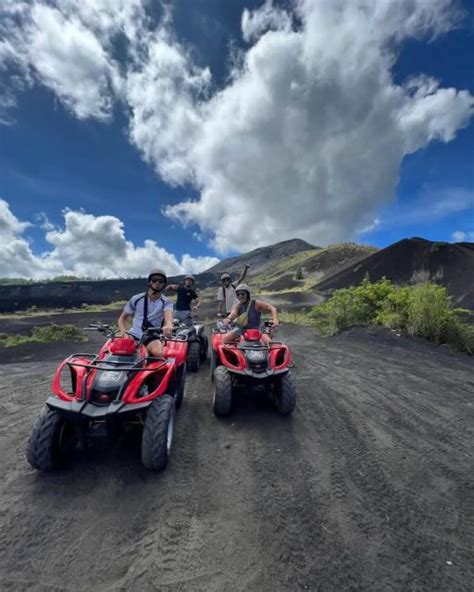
[310,278,474,354]
[0,323,86,348]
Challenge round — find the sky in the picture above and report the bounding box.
[0,0,473,279]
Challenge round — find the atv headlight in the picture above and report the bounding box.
[246,349,267,363]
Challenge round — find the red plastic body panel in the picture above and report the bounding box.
[121,361,174,403]
[50,336,182,404]
[52,357,92,401]
[243,329,262,341]
[269,345,291,370]
[164,339,188,367]
[212,331,291,372]
[109,338,137,355]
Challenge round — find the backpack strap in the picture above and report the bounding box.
[142,294,166,332]
[142,293,149,332]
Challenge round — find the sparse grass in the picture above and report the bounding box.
[252,249,321,289]
[311,278,474,354]
[0,300,127,320]
[0,324,87,348]
[279,310,315,326]
[252,244,377,291]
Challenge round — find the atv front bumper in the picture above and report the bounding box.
[46,396,151,420]
[226,368,288,380]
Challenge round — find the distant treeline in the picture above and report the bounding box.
[0,272,218,312]
[0,276,145,285]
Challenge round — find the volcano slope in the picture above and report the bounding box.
[0,322,473,592]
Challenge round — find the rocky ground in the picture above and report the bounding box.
[0,313,473,591]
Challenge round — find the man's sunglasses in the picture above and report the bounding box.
[236,291,247,296]
[150,277,166,284]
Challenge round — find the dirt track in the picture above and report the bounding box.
[0,323,473,591]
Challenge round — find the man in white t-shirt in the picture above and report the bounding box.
[118,268,174,358]
[217,265,249,316]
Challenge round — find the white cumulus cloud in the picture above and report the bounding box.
[452,230,474,242]
[0,200,219,279]
[241,0,293,43]
[25,4,120,120]
[1,0,473,254]
[164,0,474,253]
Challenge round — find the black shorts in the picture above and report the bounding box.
[132,334,160,347]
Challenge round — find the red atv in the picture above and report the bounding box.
[26,324,188,472]
[210,321,296,417]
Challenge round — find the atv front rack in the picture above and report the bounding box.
[223,342,283,350]
[58,353,170,403]
[64,353,168,371]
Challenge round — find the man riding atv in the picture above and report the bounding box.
[166,274,200,327]
[222,284,279,346]
[118,268,174,358]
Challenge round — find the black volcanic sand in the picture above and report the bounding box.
[265,290,326,310]
[0,308,473,591]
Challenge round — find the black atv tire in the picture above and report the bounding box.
[187,341,200,372]
[174,364,186,410]
[213,366,232,417]
[26,406,77,471]
[200,335,208,362]
[141,395,175,471]
[210,349,217,382]
[274,371,297,416]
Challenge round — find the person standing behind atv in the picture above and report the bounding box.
[222,283,279,346]
[166,275,200,326]
[118,268,173,358]
[217,265,250,317]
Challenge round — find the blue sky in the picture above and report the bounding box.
[0,0,473,279]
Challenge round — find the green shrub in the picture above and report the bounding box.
[311,279,473,353]
[311,277,396,335]
[404,283,474,353]
[375,286,411,328]
[406,283,452,343]
[0,323,86,348]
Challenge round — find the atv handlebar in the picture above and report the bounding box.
[213,320,278,334]
[84,325,184,344]
[84,323,115,337]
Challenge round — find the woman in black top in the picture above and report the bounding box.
[166,275,200,326]
[222,283,279,345]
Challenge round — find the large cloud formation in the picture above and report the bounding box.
[1,0,473,255]
[0,200,218,279]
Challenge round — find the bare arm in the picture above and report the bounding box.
[118,311,131,335]
[192,296,201,309]
[224,303,239,323]
[255,300,279,324]
[163,308,173,336]
[236,264,249,285]
[165,284,179,292]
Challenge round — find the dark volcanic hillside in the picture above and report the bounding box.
[317,237,474,308]
[1,237,472,312]
[206,238,317,275]
[261,243,377,291]
[0,239,316,312]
